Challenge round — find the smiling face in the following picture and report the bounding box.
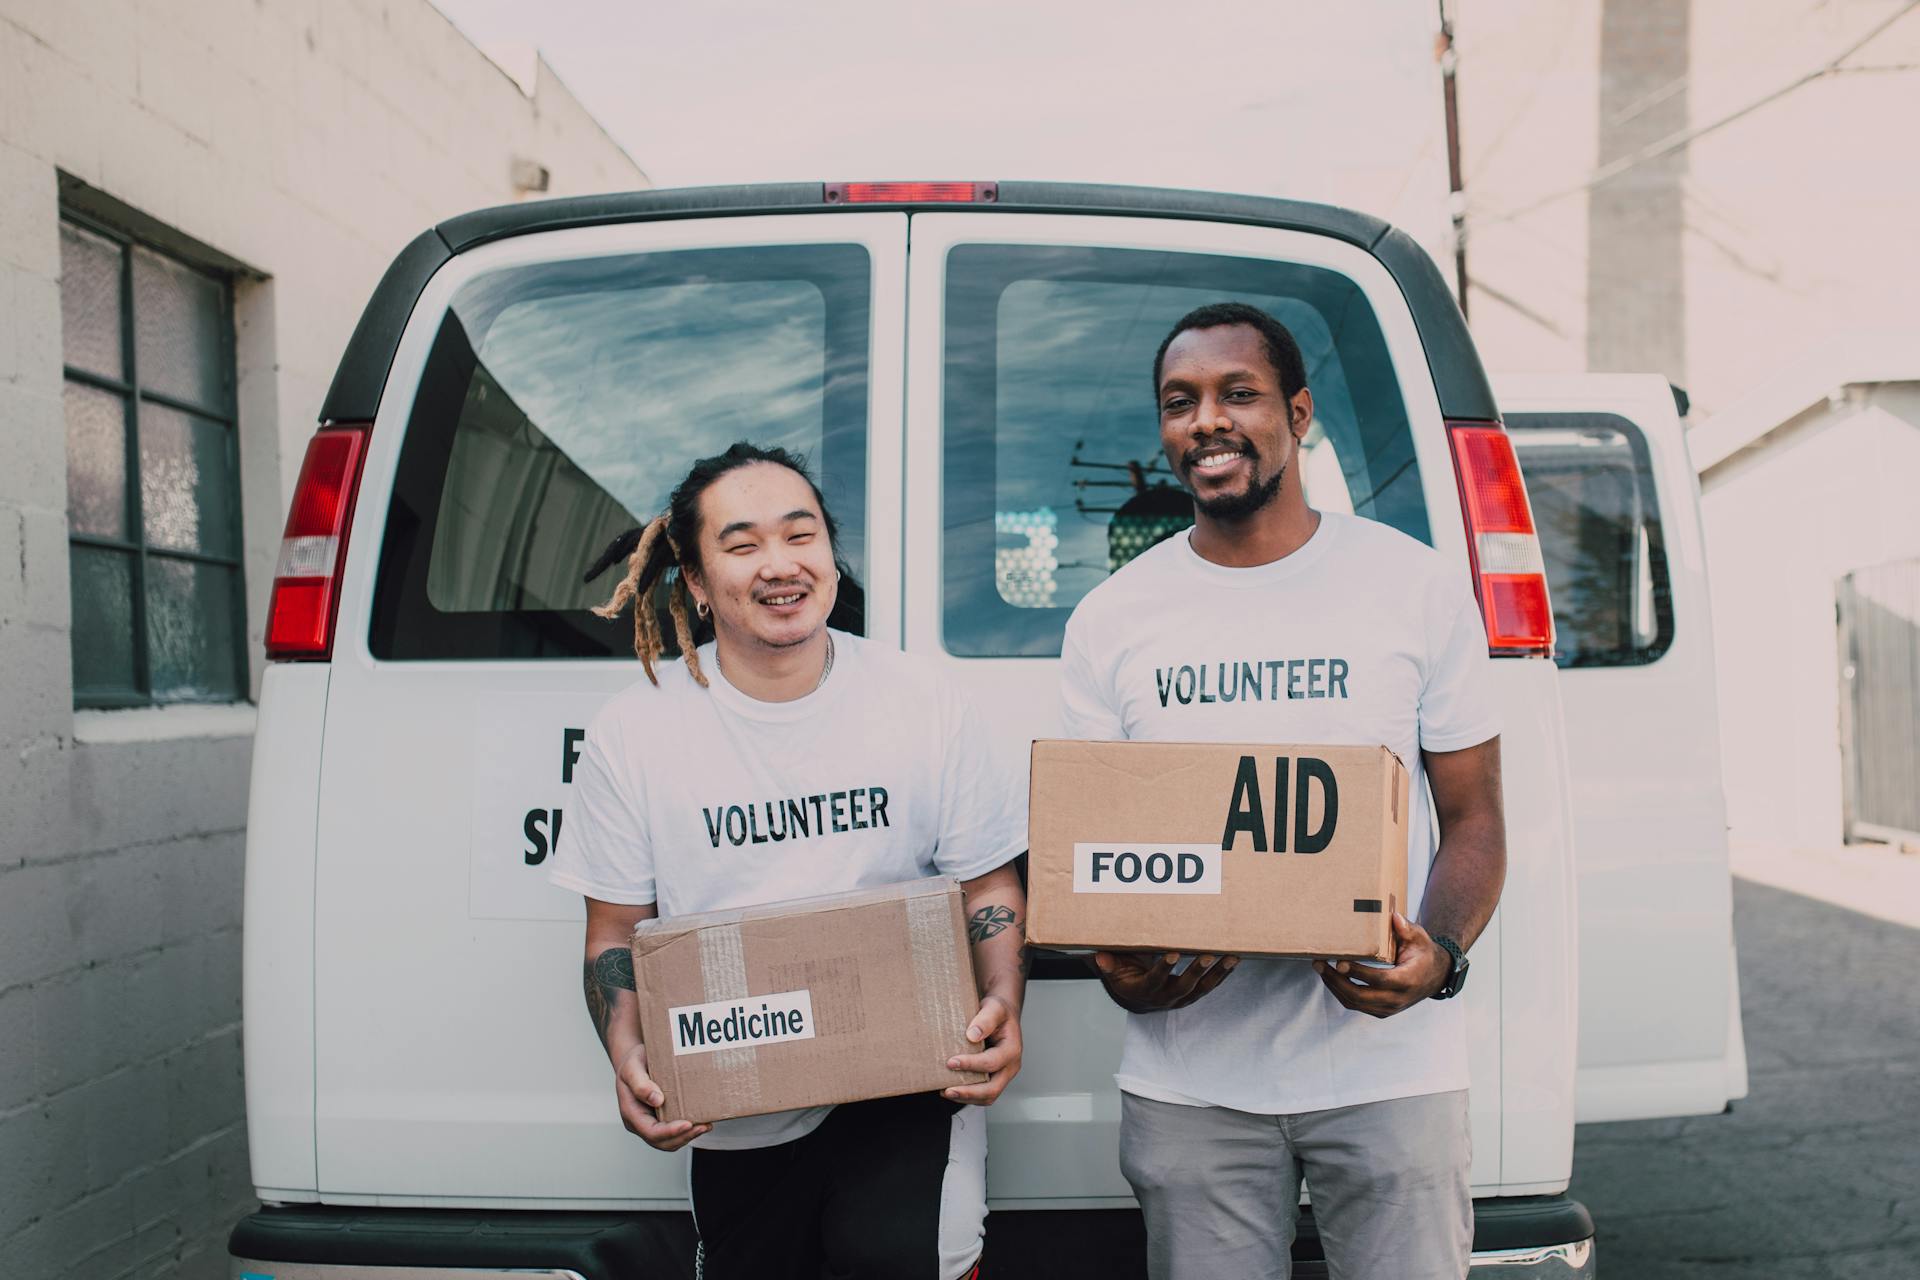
[1156,323,1313,522]
[681,462,838,654]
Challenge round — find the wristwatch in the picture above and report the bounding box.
[1430,935,1469,1000]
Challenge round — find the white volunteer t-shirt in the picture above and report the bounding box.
[1059,511,1501,1115]
[552,629,1025,1150]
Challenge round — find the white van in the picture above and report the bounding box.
[229,183,1744,1279]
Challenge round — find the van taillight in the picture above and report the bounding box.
[1447,422,1554,657]
[266,424,370,661]
[824,181,996,204]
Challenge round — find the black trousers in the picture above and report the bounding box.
[689,1093,983,1280]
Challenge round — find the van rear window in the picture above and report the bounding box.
[939,244,1429,658]
[368,245,872,660]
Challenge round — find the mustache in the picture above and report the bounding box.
[751,579,814,601]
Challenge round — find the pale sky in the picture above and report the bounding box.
[428,0,1454,251]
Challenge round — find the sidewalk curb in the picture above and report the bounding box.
[1730,841,1920,928]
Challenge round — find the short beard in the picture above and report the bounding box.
[1192,461,1286,522]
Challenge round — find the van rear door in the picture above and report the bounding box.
[1500,373,1748,1123]
[310,214,909,1201]
[902,212,1571,1197]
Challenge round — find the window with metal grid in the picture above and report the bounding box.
[59,212,246,707]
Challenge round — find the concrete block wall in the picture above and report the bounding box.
[0,738,251,1280]
[0,1,645,1275]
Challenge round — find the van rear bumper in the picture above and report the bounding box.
[228,1208,693,1279]
[230,1195,1595,1279]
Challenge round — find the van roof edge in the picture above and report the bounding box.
[433,182,1390,255]
[320,182,1496,427]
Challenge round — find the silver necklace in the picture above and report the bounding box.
[815,631,835,691]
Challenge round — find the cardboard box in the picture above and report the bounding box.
[629,877,988,1125]
[1027,740,1410,961]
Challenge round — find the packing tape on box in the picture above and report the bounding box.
[697,921,763,1113]
[906,890,967,1045]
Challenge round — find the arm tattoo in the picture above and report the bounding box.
[582,946,637,1048]
[968,904,1019,943]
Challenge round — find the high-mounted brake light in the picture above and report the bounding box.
[824,181,997,204]
[1447,422,1555,657]
[266,423,371,661]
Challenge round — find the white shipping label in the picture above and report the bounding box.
[667,989,818,1056]
[1073,843,1224,894]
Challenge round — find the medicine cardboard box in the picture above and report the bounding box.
[1027,740,1410,962]
[629,876,988,1126]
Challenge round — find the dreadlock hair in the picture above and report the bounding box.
[1151,302,1308,403]
[585,442,862,688]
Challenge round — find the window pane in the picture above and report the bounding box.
[60,222,125,380]
[145,557,242,700]
[370,244,873,661]
[140,401,238,557]
[1508,413,1674,668]
[430,279,829,612]
[69,545,137,698]
[132,244,227,410]
[942,245,1425,657]
[65,382,129,539]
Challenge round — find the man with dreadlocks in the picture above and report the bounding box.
[550,442,1027,1280]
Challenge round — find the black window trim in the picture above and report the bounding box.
[61,207,248,709]
[365,241,876,662]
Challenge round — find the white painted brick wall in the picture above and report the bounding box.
[0,0,646,1274]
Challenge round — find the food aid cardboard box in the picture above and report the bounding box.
[1027,740,1410,962]
[629,876,988,1125]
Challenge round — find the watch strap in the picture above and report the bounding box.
[1431,934,1467,1000]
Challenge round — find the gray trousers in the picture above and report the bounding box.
[1119,1090,1473,1280]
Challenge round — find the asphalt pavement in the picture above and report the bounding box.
[1568,877,1920,1278]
